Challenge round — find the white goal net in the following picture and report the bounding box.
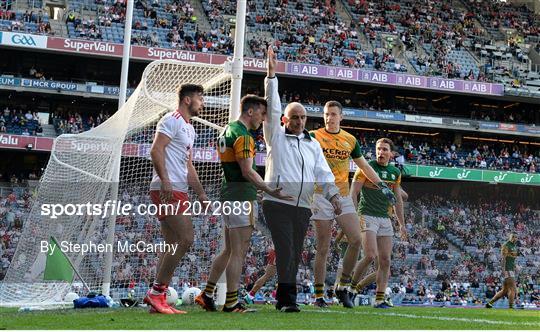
[0,60,231,307]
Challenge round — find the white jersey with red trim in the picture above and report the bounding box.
[150,111,196,193]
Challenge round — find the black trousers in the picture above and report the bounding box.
[262,200,311,307]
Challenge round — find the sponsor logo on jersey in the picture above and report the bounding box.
[322,148,349,160]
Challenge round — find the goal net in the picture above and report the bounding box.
[0,60,231,307]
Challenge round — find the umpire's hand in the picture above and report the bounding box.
[330,194,342,216]
[266,187,295,201]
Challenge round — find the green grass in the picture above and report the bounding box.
[1,304,539,329]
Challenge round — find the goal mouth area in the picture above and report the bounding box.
[0,60,233,306]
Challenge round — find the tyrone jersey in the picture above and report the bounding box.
[353,160,401,218]
[217,120,257,201]
[150,111,196,193]
[310,128,362,196]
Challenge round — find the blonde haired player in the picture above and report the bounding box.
[310,101,396,308]
[350,138,406,308]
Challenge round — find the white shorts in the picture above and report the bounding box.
[310,194,356,221]
[223,201,257,229]
[360,215,393,237]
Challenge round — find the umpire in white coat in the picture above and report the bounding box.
[262,47,342,312]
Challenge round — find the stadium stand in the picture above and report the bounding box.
[0,7,50,33]
[3,0,535,91]
[355,130,540,173]
[0,106,43,136]
[1,94,537,173]
[51,110,112,135]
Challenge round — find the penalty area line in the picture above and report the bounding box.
[303,309,540,327]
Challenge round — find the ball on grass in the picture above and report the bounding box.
[165,287,178,306]
[181,287,201,305]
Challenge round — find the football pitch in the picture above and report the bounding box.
[1,305,539,330]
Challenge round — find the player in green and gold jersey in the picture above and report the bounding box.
[309,101,396,308]
[350,138,406,308]
[195,95,292,313]
[486,233,519,309]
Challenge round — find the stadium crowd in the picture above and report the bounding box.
[50,110,112,135]
[1,177,538,308]
[0,106,43,136]
[2,0,539,89]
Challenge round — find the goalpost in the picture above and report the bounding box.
[0,1,248,307]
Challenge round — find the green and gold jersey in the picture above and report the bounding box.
[503,241,517,272]
[217,120,257,201]
[353,160,401,218]
[310,128,362,196]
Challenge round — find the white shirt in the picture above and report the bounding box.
[263,77,338,209]
[150,111,196,193]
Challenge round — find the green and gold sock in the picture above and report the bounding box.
[204,281,216,297]
[225,290,238,308]
[338,274,351,290]
[375,291,384,302]
[314,283,324,299]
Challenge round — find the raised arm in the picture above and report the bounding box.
[263,46,281,145]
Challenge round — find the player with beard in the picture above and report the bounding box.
[144,84,209,314]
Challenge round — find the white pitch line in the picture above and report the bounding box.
[303,309,540,328]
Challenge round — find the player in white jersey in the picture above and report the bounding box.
[143,83,209,314]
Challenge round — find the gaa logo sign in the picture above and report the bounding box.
[2,32,46,48]
[11,34,36,46]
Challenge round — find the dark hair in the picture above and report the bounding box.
[376,138,395,151]
[240,94,267,114]
[178,83,204,101]
[324,100,343,113]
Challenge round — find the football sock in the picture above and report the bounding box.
[337,274,351,291]
[225,290,238,308]
[314,283,324,298]
[249,290,256,297]
[350,281,358,293]
[375,291,385,303]
[150,282,167,295]
[204,281,216,297]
